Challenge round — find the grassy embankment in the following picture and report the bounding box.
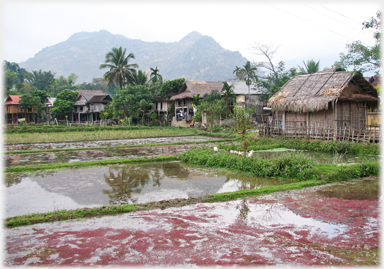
[4,132,380,227]
[5,127,202,144]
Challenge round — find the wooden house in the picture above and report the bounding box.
[72,90,112,123]
[170,81,224,122]
[266,69,380,141]
[153,96,173,124]
[4,95,37,124]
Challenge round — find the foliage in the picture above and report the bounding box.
[149,66,163,85]
[194,99,228,126]
[178,146,379,183]
[334,11,381,75]
[233,61,258,100]
[201,89,222,104]
[222,81,236,107]
[250,45,298,100]
[48,73,78,97]
[99,47,139,91]
[25,69,55,92]
[192,94,201,107]
[132,70,149,86]
[3,61,29,95]
[298,59,320,74]
[159,78,185,97]
[233,106,250,155]
[50,89,79,116]
[109,85,154,120]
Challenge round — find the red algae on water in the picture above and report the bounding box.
[5,177,380,266]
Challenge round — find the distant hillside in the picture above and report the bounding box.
[19,30,248,83]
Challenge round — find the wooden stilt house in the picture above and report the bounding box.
[266,69,380,142]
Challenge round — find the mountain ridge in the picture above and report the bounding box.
[19,30,248,83]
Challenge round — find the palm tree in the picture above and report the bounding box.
[299,59,320,74]
[222,81,236,107]
[132,70,149,86]
[149,66,163,85]
[99,47,138,92]
[233,61,258,102]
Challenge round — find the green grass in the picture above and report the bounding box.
[5,127,204,144]
[6,138,235,155]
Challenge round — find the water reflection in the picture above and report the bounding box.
[5,162,285,217]
[103,165,165,204]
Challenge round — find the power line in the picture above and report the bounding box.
[303,4,371,37]
[320,6,362,24]
[264,3,356,41]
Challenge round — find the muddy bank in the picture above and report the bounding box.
[5,135,217,151]
[4,177,379,266]
[5,144,197,167]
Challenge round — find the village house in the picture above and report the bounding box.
[72,90,112,123]
[152,96,173,124]
[227,80,266,123]
[266,69,380,142]
[169,80,224,127]
[4,95,53,124]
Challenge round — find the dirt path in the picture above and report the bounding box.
[4,178,379,266]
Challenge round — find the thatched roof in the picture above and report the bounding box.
[267,71,378,113]
[170,81,224,100]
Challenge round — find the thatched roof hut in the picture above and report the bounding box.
[268,70,378,113]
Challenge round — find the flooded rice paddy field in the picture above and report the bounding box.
[6,144,196,167]
[5,145,378,167]
[5,135,217,151]
[5,177,379,266]
[5,162,285,218]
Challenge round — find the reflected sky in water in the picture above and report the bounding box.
[5,162,284,217]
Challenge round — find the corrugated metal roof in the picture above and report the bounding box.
[227,80,266,95]
[4,95,20,105]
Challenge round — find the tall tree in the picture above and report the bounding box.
[233,61,258,101]
[19,89,49,122]
[149,66,163,85]
[109,85,154,121]
[222,81,236,107]
[299,59,320,74]
[25,70,55,92]
[50,89,79,117]
[159,78,185,98]
[250,44,297,100]
[132,70,149,86]
[99,47,139,92]
[334,11,381,75]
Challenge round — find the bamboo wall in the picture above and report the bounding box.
[264,100,380,143]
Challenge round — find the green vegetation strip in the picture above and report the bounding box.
[5,128,208,144]
[6,156,179,173]
[6,138,236,155]
[178,146,380,182]
[5,179,325,227]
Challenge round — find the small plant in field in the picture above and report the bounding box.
[233,106,250,156]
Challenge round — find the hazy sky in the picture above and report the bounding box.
[2,0,382,71]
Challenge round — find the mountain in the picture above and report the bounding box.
[19,30,248,84]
